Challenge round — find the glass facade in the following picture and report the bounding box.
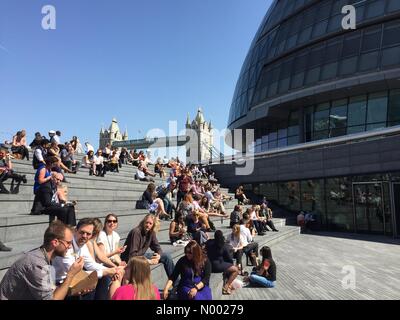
[252,89,400,153]
[228,0,400,126]
[251,173,398,235]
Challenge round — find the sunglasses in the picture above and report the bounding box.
[107,220,118,224]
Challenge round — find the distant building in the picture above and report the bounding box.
[99,118,128,149]
[186,108,214,163]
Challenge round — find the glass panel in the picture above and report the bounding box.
[366,91,388,130]
[348,95,367,131]
[354,183,385,235]
[320,62,338,80]
[365,0,385,18]
[279,181,301,212]
[388,89,400,126]
[387,0,400,12]
[314,103,330,132]
[304,106,314,142]
[330,99,348,137]
[258,182,279,202]
[359,51,379,72]
[361,27,382,52]
[301,179,325,229]
[325,177,354,232]
[381,46,400,67]
[383,21,400,47]
[339,56,358,75]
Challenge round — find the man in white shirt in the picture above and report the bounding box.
[239,214,259,267]
[53,218,119,300]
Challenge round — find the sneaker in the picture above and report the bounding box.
[0,189,10,194]
[0,241,12,252]
[22,175,27,184]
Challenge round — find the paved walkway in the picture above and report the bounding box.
[222,232,400,300]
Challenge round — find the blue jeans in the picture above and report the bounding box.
[249,273,276,288]
[145,252,175,278]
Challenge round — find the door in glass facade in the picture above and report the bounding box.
[393,183,400,237]
[353,183,388,235]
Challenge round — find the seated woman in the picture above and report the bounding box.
[93,149,107,177]
[248,246,276,288]
[97,214,126,266]
[135,163,154,182]
[187,211,209,246]
[179,193,211,230]
[163,241,212,300]
[205,230,239,295]
[235,185,250,205]
[47,142,74,175]
[130,150,140,167]
[87,218,120,268]
[109,151,119,173]
[81,150,95,175]
[169,212,189,244]
[142,183,169,219]
[229,224,247,275]
[154,160,166,179]
[11,130,29,161]
[110,256,161,300]
[31,156,76,226]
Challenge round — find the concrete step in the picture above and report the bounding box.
[0,217,289,277]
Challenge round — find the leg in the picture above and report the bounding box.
[267,219,278,231]
[94,276,112,300]
[249,274,275,288]
[159,252,175,278]
[224,265,239,292]
[0,172,10,193]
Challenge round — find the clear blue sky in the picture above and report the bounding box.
[0,0,271,155]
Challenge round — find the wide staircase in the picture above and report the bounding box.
[0,155,300,299]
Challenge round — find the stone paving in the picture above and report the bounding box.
[222,232,400,300]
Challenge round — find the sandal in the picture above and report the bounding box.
[222,286,232,295]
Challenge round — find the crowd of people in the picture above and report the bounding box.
[0,128,278,299]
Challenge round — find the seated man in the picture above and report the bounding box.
[0,221,84,300]
[11,130,29,160]
[121,214,175,279]
[0,148,27,194]
[52,218,119,300]
[61,143,80,173]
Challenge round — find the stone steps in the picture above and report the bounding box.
[0,217,299,301]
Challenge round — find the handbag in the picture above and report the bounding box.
[135,199,150,209]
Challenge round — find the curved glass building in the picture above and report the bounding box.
[214,0,400,236]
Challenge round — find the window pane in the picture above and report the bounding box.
[320,62,338,80]
[348,95,367,126]
[325,177,354,232]
[381,46,400,67]
[339,56,358,75]
[314,103,330,131]
[366,91,388,128]
[388,89,400,126]
[330,99,348,137]
[387,0,400,12]
[361,28,382,52]
[366,0,385,18]
[383,21,400,47]
[359,51,379,72]
[342,32,361,58]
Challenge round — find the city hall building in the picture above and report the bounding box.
[212,0,400,237]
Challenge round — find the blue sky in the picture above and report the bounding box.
[0,0,271,156]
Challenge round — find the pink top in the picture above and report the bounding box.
[112,284,161,300]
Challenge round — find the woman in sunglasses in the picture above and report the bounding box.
[97,214,126,266]
[163,240,212,300]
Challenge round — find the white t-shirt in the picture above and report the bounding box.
[229,234,248,249]
[240,224,253,243]
[94,155,104,165]
[97,231,121,258]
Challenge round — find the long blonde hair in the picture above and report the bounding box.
[126,256,156,300]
